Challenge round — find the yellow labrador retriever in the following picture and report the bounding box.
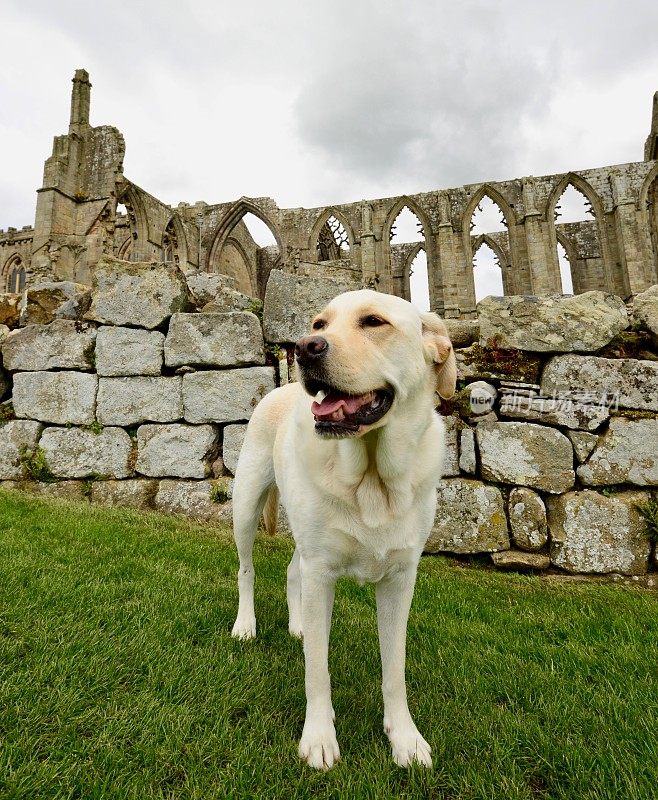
[231,289,456,769]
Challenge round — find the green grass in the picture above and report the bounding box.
[1,490,658,800]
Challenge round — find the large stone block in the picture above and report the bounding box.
[0,294,20,328]
[2,320,96,372]
[222,423,247,475]
[40,426,133,479]
[91,479,159,510]
[95,326,164,376]
[499,394,609,431]
[136,423,218,478]
[185,273,236,307]
[477,421,574,493]
[201,288,259,315]
[182,367,275,424]
[541,355,658,412]
[507,487,548,551]
[577,417,658,486]
[0,420,44,479]
[154,478,232,522]
[164,312,264,368]
[97,376,182,426]
[13,371,98,425]
[263,268,359,343]
[425,478,509,554]
[85,257,190,329]
[477,292,629,352]
[632,284,658,337]
[547,490,651,575]
[19,281,91,325]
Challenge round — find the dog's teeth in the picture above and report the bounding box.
[314,390,327,403]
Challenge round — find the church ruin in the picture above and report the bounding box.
[2,69,658,318]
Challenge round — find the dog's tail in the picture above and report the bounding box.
[262,485,279,536]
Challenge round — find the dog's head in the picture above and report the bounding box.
[295,290,456,438]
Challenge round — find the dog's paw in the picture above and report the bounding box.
[231,616,256,640]
[384,719,432,768]
[288,623,303,639]
[298,720,340,770]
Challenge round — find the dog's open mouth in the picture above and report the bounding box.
[305,380,394,436]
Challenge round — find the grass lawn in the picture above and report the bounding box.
[1,490,657,799]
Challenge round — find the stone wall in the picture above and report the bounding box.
[1,260,657,577]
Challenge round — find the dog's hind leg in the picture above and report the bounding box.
[286,547,303,638]
[231,434,275,641]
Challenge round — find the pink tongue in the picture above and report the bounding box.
[311,392,369,419]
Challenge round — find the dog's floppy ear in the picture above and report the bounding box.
[420,312,457,399]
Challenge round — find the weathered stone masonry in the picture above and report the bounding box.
[1,263,657,577]
[1,72,658,577]
[2,72,658,317]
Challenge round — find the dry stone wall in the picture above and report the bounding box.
[1,260,657,578]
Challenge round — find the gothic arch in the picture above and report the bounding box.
[384,197,436,305]
[116,184,150,259]
[309,208,355,261]
[383,196,432,244]
[208,199,283,271]
[2,254,26,293]
[162,214,188,266]
[472,233,508,269]
[462,186,515,309]
[547,172,612,293]
[462,184,517,235]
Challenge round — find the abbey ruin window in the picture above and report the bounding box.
[552,181,600,294]
[162,218,179,264]
[470,195,507,300]
[316,214,350,262]
[5,256,26,293]
[208,209,280,297]
[389,204,428,310]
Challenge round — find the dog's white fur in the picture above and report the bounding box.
[231,289,456,770]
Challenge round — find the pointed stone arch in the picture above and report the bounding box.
[384,197,435,305]
[310,208,355,262]
[162,214,188,266]
[462,186,515,311]
[383,196,432,244]
[207,199,282,296]
[547,172,611,293]
[115,184,150,260]
[2,253,26,293]
[556,231,577,293]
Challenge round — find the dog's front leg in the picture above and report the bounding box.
[298,559,339,770]
[376,567,432,768]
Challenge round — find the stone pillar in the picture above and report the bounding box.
[522,177,558,293]
[69,69,92,133]
[359,202,378,289]
[611,170,650,296]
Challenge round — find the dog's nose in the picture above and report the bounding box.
[295,335,329,362]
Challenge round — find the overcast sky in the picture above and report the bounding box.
[1,0,657,232]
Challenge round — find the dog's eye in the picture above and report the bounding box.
[312,319,326,331]
[361,315,387,328]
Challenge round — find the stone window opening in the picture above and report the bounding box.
[5,257,26,293]
[470,195,508,301]
[473,241,503,301]
[390,205,428,309]
[162,219,179,265]
[557,242,574,294]
[317,214,350,262]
